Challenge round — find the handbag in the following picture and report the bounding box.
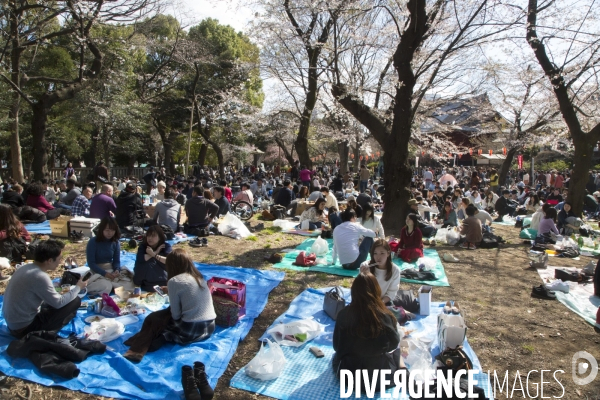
[435,346,473,371]
[60,270,81,286]
[212,295,241,327]
[208,277,246,317]
[554,268,589,283]
[323,286,346,320]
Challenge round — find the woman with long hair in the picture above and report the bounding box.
[0,205,31,279]
[397,214,424,262]
[298,198,327,230]
[297,185,309,200]
[438,201,458,228]
[64,162,75,181]
[123,249,216,363]
[86,217,134,295]
[537,207,559,237]
[557,202,578,235]
[332,272,404,389]
[359,239,400,303]
[133,225,173,292]
[451,188,463,210]
[481,191,496,213]
[360,203,384,238]
[346,196,363,219]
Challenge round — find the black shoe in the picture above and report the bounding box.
[201,238,208,247]
[182,365,202,400]
[193,361,214,400]
[531,285,556,300]
[69,230,85,243]
[189,238,203,248]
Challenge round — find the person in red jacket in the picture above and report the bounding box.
[397,213,424,263]
[26,183,68,220]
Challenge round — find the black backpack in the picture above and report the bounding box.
[0,237,27,262]
[270,205,287,220]
[159,224,175,240]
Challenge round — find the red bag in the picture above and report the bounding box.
[389,239,400,253]
[101,293,121,315]
[207,277,246,317]
[293,251,317,267]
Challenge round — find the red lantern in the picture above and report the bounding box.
[469,148,473,156]
[503,147,507,155]
[440,153,443,157]
[421,151,425,156]
[489,149,493,155]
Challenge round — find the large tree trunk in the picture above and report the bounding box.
[163,139,174,175]
[569,139,595,217]
[9,12,24,182]
[31,103,49,180]
[198,143,208,166]
[337,140,349,175]
[381,148,413,235]
[498,147,518,190]
[212,143,225,180]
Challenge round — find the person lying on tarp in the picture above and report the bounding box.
[123,249,216,363]
[3,240,87,338]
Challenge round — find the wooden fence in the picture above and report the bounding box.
[0,167,151,181]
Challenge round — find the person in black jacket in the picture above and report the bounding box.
[494,189,517,221]
[142,167,157,195]
[115,182,145,229]
[333,272,405,390]
[183,186,219,231]
[1,184,25,209]
[275,179,297,214]
[213,186,231,217]
[133,225,172,292]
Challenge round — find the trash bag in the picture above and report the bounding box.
[519,228,538,240]
[83,319,125,343]
[435,228,450,245]
[446,229,460,246]
[245,339,286,381]
[310,237,329,256]
[217,213,252,238]
[266,319,323,347]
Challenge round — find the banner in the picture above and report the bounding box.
[517,155,523,169]
[415,156,419,168]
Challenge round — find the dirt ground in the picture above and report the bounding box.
[0,220,599,400]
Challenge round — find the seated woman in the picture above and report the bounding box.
[86,217,134,295]
[360,203,384,238]
[0,204,31,279]
[525,194,542,215]
[451,188,463,210]
[460,204,483,250]
[438,201,458,228]
[397,214,424,262]
[530,203,549,231]
[538,207,559,237]
[298,198,327,230]
[133,225,173,292]
[25,183,68,220]
[332,272,404,391]
[123,249,216,364]
[346,196,363,219]
[359,239,400,304]
[327,206,343,231]
[456,198,471,221]
[481,191,496,214]
[557,202,578,235]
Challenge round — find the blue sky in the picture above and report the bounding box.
[173,0,252,33]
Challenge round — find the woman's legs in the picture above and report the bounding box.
[123,307,172,361]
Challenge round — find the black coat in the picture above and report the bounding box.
[2,190,25,209]
[115,191,144,228]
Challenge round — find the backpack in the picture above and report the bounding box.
[159,224,175,240]
[270,205,287,220]
[0,237,27,263]
[480,236,499,249]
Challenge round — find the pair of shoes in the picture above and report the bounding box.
[69,230,86,243]
[443,253,459,263]
[189,238,203,248]
[181,362,214,400]
[531,285,556,300]
[63,257,79,270]
[468,243,476,250]
[443,301,461,315]
[545,280,569,293]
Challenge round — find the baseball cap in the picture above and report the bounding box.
[126,182,137,191]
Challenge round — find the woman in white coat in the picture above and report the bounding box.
[360,203,385,239]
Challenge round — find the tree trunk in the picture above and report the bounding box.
[353,144,360,172]
[163,139,174,175]
[127,158,135,176]
[31,103,49,180]
[381,146,413,235]
[337,140,349,175]
[9,11,24,182]
[198,143,208,166]
[569,139,595,217]
[498,147,518,190]
[212,143,225,180]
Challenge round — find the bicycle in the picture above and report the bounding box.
[231,200,254,221]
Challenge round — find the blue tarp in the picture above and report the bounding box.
[0,264,284,399]
[24,221,52,235]
[231,288,492,400]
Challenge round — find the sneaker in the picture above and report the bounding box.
[181,365,202,400]
[189,238,203,248]
[193,361,214,400]
[531,285,556,300]
[468,243,476,250]
[545,280,569,293]
[443,253,459,263]
[201,238,208,247]
[69,230,85,243]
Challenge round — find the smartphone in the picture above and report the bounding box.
[153,285,166,297]
[309,346,324,358]
[82,271,93,281]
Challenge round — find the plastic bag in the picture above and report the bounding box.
[400,337,436,382]
[416,257,436,271]
[300,220,310,230]
[218,213,253,238]
[434,228,449,244]
[502,215,515,223]
[245,339,286,381]
[446,229,460,246]
[273,219,299,231]
[84,318,125,343]
[266,319,323,347]
[311,237,329,256]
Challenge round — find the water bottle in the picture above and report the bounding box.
[150,195,154,204]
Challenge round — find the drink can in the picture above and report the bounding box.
[133,287,141,296]
[94,299,103,314]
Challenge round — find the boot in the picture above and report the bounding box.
[181,365,202,400]
[193,361,214,400]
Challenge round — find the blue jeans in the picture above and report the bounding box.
[328,213,342,231]
[342,236,374,270]
[360,181,368,193]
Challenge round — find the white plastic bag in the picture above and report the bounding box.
[311,237,329,256]
[245,339,286,381]
[300,220,310,230]
[435,228,449,244]
[446,229,460,246]
[273,219,299,231]
[83,319,125,343]
[218,213,253,238]
[266,319,323,347]
[437,314,467,350]
[416,257,436,271]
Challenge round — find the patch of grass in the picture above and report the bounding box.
[246,236,258,241]
[264,244,271,249]
[341,278,353,288]
[285,292,295,299]
[316,273,328,281]
[263,226,282,234]
[275,238,281,242]
[522,344,534,353]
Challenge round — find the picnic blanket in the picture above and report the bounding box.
[0,264,284,399]
[230,288,491,399]
[281,229,322,237]
[24,221,52,235]
[273,238,450,286]
[537,266,600,327]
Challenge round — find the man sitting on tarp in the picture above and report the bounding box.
[494,189,517,221]
[3,240,87,338]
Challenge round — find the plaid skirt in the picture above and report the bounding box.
[163,317,216,345]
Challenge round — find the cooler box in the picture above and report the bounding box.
[68,217,101,238]
[49,216,73,237]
